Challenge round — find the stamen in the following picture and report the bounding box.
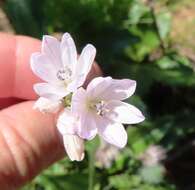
[57,67,72,81]
[95,101,109,116]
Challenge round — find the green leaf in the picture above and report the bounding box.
[125,28,160,62]
[109,174,141,189]
[127,0,149,25]
[139,165,165,184]
[156,56,178,69]
[35,173,88,190]
[156,10,172,40]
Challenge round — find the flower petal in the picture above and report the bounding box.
[71,87,87,114]
[74,44,96,87]
[78,111,97,140]
[31,52,59,83]
[87,77,111,98]
[105,78,136,100]
[62,134,85,161]
[97,117,127,148]
[33,97,61,113]
[67,75,86,92]
[57,109,78,135]
[71,88,98,140]
[61,33,77,71]
[87,77,136,100]
[106,100,145,124]
[42,35,62,68]
[34,83,69,100]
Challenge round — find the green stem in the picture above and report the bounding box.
[88,150,95,190]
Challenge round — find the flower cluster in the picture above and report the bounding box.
[31,33,145,161]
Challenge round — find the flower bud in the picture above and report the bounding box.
[33,97,61,113]
[63,134,85,161]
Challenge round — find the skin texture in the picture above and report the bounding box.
[0,33,102,189]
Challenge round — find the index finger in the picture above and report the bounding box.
[0,33,41,99]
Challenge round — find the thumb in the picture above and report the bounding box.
[0,101,64,189]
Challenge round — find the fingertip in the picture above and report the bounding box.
[0,33,42,100]
[13,35,41,99]
[0,33,16,97]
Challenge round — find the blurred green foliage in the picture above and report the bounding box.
[3,0,195,189]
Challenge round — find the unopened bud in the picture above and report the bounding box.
[33,97,61,113]
[63,134,85,161]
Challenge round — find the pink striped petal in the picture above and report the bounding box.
[61,33,77,71]
[105,100,145,124]
[42,35,62,67]
[71,87,87,114]
[31,52,59,83]
[34,83,69,100]
[78,111,97,140]
[74,44,96,87]
[97,117,127,148]
[87,77,136,100]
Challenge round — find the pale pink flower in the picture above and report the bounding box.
[96,139,120,168]
[57,108,85,161]
[71,77,145,148]
[31,33,96,101]
[139,145,166,166]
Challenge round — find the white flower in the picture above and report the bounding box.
[71,76,145,148]
[31,33,96,101]
[57,108,85,161]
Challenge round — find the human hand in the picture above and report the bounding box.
[0,33,101,190]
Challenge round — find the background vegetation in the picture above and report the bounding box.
[1,0,195,189]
